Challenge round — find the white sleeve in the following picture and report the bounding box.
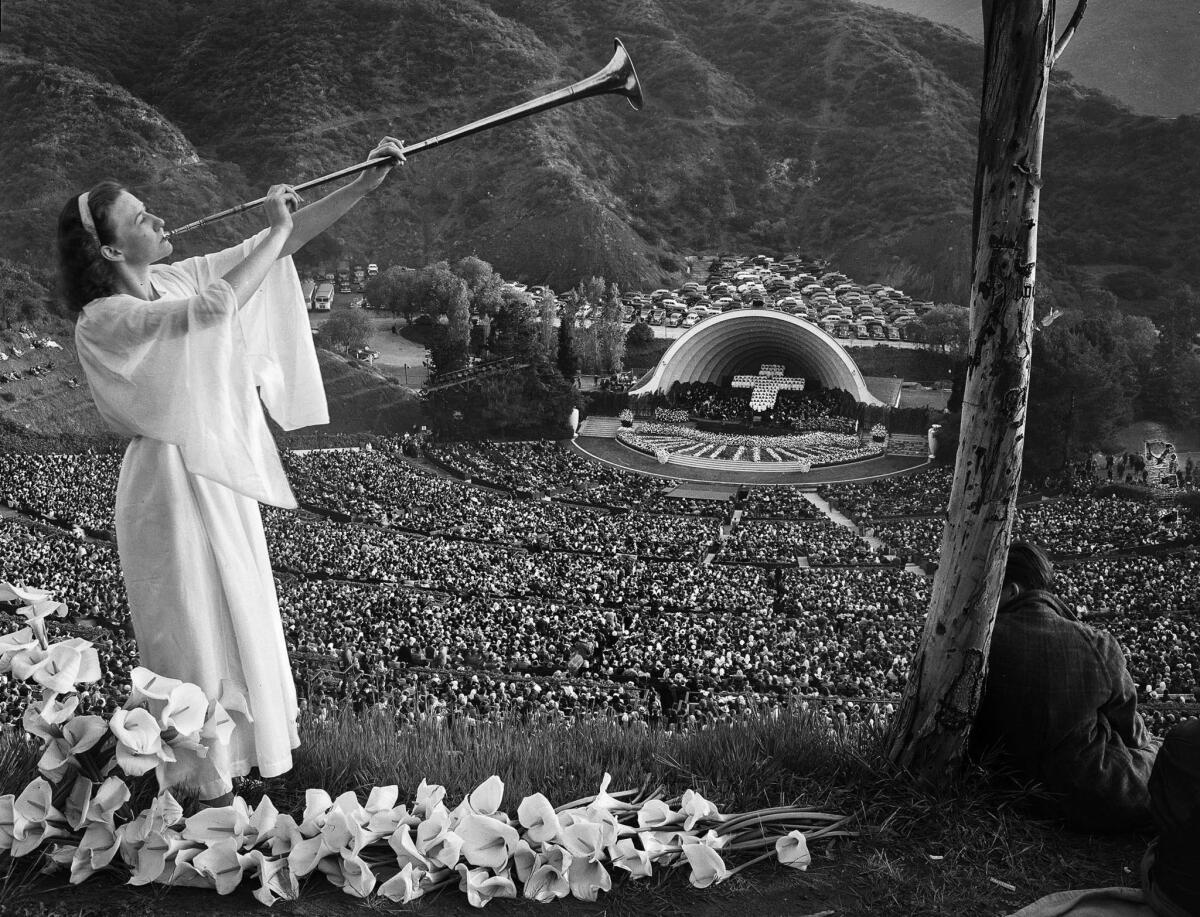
[168,231,328,433]
[74,279,299,508]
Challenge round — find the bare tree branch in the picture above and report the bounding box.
[1053,0,1089,64]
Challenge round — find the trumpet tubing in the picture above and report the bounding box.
[166,38,643,237]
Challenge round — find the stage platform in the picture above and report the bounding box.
[573,437,932,486]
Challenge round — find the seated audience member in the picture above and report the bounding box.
[972,541,1159,831]
[1142,718,1200,916]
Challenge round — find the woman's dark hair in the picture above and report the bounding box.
[56,180,126,315]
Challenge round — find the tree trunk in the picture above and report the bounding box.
[887,0,1057,778]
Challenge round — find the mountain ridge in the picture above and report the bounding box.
[1,0,1195,318]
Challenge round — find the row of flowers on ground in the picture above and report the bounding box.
[618,424,885,468]
[0,580,853,907]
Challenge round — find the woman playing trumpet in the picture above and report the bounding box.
[57,137,405,804]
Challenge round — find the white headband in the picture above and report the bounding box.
[77,192,99,242]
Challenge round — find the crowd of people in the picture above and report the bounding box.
[0,450,121,534]
[419,439,689,511]
[0,442,1197,733]
[820,467,954,521]
[721,519,887,567]
[282,449,719,561]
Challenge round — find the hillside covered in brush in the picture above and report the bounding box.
[1,0,1197,318]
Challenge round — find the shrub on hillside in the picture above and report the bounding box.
[627,323,655,347]
[314,310,374,355]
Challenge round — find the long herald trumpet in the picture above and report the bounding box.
[166,38,643,237]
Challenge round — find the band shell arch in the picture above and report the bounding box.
[629,309,881,405]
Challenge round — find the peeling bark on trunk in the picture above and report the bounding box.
[887,0,1058,778]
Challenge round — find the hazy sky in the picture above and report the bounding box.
[856,0,1200,117]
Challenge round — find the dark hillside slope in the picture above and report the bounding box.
[1,0,1196,312]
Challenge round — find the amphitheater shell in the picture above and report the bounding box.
[628,309,881,405]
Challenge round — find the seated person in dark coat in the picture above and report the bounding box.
[971,541,1160,831]
[1143,717,1200,917]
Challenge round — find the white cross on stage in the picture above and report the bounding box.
[731,364,806,411]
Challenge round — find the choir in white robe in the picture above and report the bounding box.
[75,231,328,798]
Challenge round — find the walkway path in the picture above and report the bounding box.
[801,491,932,574]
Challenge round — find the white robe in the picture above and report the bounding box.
[75,231,328,797]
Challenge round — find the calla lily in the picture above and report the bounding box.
[110,707,172,777]
[182,798,252,844]
[0,581,52,605]
[123,826,190,886]
[512,837,538,882]
[415,806,463,870]
[455,863,516,907]
[457,812,519,870]
[21,701,62,743]
[192,837,249,894]
[567,856,612,901]
[287,834,333,877]
[165,845,217,889]
[523,845,572,902]
[66,776,129,831]
[242,849,299,906]
[38,715,107,782]
[13,639,100,694]
[159,682,208,736]
[331,790,367,823]
[116,793,183,868]
[637,798,684,829]
[127,667,184,709]
[318,851,376,897]
[17,599,68,650]
[12,777,67,857]
[388,824,431,871]
[586,772,633,815]
[325,807,369,856]
[611,837,654,878]
[413,779,446,818]
[299,788,334,835]
[378,862,427,903]
[640,830,683,864]
[201,699,236,747]
[35,690,80,727]
[267,813,304,857]
[69,822,121,884]
[682,842,729,888]
[775,830,811,869]
[46,841,78,870]
[65,777,94,831]
[154,727,222,795]
[517,792,562,844]
[0,628,41,675]
[561,817,616,863]
[247,796,279,846]
[0,795,14,853]
[468,775,504,816]
[679,789,723,830]
[366,784,399,814]
[364,785,414,835]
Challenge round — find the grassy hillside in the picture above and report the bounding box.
[1,0,1196,314]
[0,328,416,437]
[856,0,1200,117]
